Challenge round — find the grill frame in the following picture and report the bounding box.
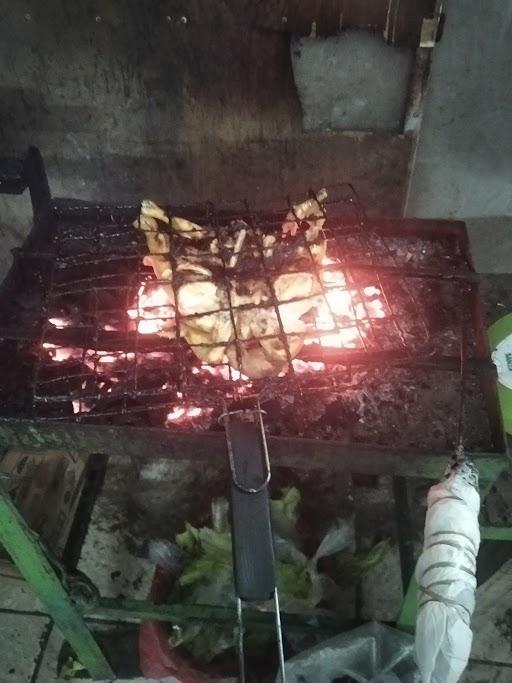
[0,148,507,469]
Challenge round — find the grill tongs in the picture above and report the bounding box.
[220,402,286,682]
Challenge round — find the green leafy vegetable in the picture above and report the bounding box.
[167,491,390,663]
[335,539,392,584]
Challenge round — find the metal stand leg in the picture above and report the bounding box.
[0,481,114,680]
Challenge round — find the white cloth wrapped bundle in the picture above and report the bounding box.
[414,463,480,683]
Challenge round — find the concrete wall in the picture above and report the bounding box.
[0,1,413,281]
[405,0,512,273]
[291,32,413,132]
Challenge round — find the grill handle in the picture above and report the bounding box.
[223,410,276,602]
[0,148,51,224]
[0,157,26,195]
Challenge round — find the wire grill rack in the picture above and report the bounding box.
[0,148,506,464]
[6,185,477,424]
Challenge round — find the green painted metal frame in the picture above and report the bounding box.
[0,420,507,480]
[0,480,114,679]
[83,597,341,632]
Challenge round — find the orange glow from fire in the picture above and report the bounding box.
[43,259,387,424]
[302,259,386,349]
[97,354,116,364]
[166,406,186,422]
[43,343,82,362]
[127,283,174,334]
[193,364,248,382]
[166,404,212,423]
[43,343,135,367]
[49,317,71,329]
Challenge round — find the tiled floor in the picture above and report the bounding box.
[0,452,174,682]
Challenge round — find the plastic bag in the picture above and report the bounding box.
[280,622,420,682]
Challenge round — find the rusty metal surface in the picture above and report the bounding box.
[0,420,506,480]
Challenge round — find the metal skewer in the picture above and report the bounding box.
[220,400,286,683]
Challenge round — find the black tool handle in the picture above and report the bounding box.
[0,157,26,195]
[228,416,276,602]
[0,148,51,227]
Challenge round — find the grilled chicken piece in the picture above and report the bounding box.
[282,188,328,237]
[133,194,327,378]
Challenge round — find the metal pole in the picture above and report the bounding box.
[236,597,246,683]
[274,588,287,682]
[0,481,113,680]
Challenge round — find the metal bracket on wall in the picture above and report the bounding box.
[403,2,444,136]
[401,1,444,214]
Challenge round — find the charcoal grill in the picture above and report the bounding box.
[0,148,506,469]
[0,148,508,680]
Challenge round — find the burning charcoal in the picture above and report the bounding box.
[14,193,493,456]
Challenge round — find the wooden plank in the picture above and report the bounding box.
[0,447,87,560]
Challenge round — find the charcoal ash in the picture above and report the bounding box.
[253,367,492,452]
[143,364,492,452]
[335,231,467,273]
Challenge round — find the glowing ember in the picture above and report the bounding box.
[292,359,326,373]
[128,283,174,334]
[49,317,71,329]
[85,351,135,369]
[44,344,136,368]
[166,404,210,424]
[41,256,387,420]
[97,355,116,364]
[123,258,386,368]
[302,260,386,349]
[193,364,248,382]
[167,406,186,422]
[43,344,82,362]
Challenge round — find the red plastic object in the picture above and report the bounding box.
[138,566,210,682]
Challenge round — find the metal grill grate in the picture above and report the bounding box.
[17,187,473,423]
[0,149,504,462]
